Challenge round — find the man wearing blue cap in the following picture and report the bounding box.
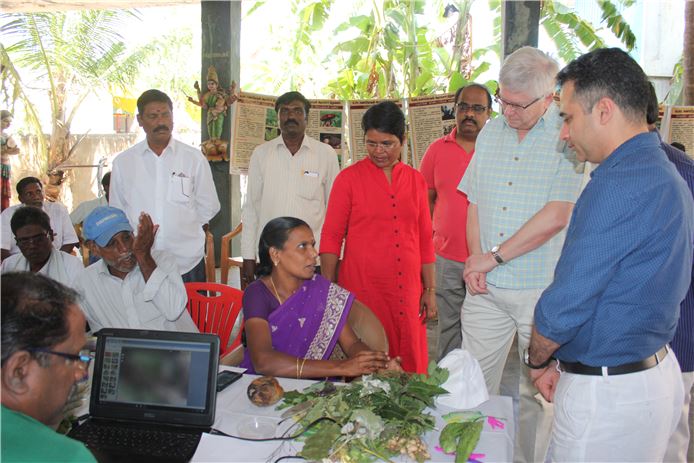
[73,206,197,333]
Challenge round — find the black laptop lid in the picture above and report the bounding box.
[89,328,219,429]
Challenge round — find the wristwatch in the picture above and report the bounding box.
[491,245,505,265]
[523,348,553,369]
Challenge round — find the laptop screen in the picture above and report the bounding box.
[89,329,219,428]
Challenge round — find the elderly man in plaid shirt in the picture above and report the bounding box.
[458,47,584,463]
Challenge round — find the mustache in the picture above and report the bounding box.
[154,125,169,132]
[461,117,477,125]
[284,120,298,125]
[116,252,135,264]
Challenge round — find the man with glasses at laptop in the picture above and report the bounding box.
[457,46,584,463]
[1,272,96,462]
[74,206,197,333]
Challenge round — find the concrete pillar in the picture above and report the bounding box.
[200,0,241,265]
[501,1,541,59]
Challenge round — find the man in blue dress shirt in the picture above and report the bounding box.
[646,84,694,462]
[526,48,694,461]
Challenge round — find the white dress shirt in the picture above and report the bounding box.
[70,196,108,225]
[73,250,198,333]
[241,135,339,259]
[1,203,79,256]
[1,248,83,288]
[109,138,220,274]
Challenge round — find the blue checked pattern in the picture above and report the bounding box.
[459,105,584,289]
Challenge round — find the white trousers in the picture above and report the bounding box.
[551,350,684,462]
[664,370,694,462]
[462,285,552,463]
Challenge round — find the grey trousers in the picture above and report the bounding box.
[434,254,466,361]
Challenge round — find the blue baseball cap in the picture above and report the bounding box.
[83,206,133,247]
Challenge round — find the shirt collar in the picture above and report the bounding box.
[142,136,175,157]
[591,131,659,178]
[443,126,459,143]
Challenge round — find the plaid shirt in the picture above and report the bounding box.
[459,105,584,289]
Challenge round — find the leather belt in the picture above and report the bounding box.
[559,346,669,376]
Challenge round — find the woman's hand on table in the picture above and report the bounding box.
[384,356,403,372]
[341,350,390,377]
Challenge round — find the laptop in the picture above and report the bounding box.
[69,328,219,462]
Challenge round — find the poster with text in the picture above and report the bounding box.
[408,93,457,168]
[663,106,694,159]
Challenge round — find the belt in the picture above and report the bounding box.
[559,346,669,376]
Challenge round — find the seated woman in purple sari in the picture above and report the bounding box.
[240,216,400,378]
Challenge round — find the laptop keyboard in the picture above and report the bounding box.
[70,422,201,458]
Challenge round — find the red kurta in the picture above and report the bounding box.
[321,158,435,373]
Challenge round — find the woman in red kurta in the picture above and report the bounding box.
[320,102,437,374]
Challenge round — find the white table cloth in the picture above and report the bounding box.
[193,367,515,462]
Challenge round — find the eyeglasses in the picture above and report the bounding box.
[278,107,305,117]
[456,103,489,114]
[27,348,93,368]
[365,140,399,151]
[494,91,543,111]
[15,231,51,247]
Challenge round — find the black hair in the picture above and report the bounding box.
[256,216,310,277]
[16,176,42,196]
[10,206,51,235]
[101,171,111,187]
[137,89,173,115]
[556,48,650,124]
[1,272,78,366]
[361,101,406,143]
[455,83,493,108]
[646,82,659,125]
[671,142,686,152]
[274,91,310,117]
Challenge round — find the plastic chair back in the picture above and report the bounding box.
[185,282,243,357]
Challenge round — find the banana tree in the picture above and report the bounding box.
[0,10,154,200]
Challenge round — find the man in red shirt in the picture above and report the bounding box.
[419,84,492,360]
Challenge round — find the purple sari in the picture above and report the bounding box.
[240,275,354,374]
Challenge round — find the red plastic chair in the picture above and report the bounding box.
[185,282,243,357]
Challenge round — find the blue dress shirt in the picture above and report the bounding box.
[659,133,694,372]
[535,132,694,366]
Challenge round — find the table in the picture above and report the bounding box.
[192,367,515,462]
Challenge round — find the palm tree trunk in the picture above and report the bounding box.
[684,0,694,105]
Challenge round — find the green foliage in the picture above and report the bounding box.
[439,414,485,463]
[0,10,154,173]
[324,0,454,99]
[278,363,449,462]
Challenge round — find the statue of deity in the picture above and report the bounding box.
[187,66,238,162]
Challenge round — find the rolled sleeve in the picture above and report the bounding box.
[142,253,188,321]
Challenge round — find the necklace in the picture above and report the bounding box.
[269,276,283,304]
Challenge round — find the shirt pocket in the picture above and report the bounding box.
[297,173,321,201]
[167,174,193,206]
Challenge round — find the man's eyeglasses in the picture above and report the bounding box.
[494,91,543,111]
[365,140,399,151]
[456,103,489,114]
[27,348,93,368]
[15,231,51,247]
[278,107,305,117]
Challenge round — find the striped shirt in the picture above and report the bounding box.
[458,104,584,289]
[241,135,340,260]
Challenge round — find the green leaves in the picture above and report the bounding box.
[439,417,484,463]
[277,365,450,462]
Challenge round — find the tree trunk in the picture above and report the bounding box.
[684,0,694,105]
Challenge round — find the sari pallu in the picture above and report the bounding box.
[240,275,354,374]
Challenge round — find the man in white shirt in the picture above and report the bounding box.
[70,172,110,226]
[241,91,340,287]
[74,206,197,333]
[1,177,78,260]
[1,206,83,288]
[109,89,220,282]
